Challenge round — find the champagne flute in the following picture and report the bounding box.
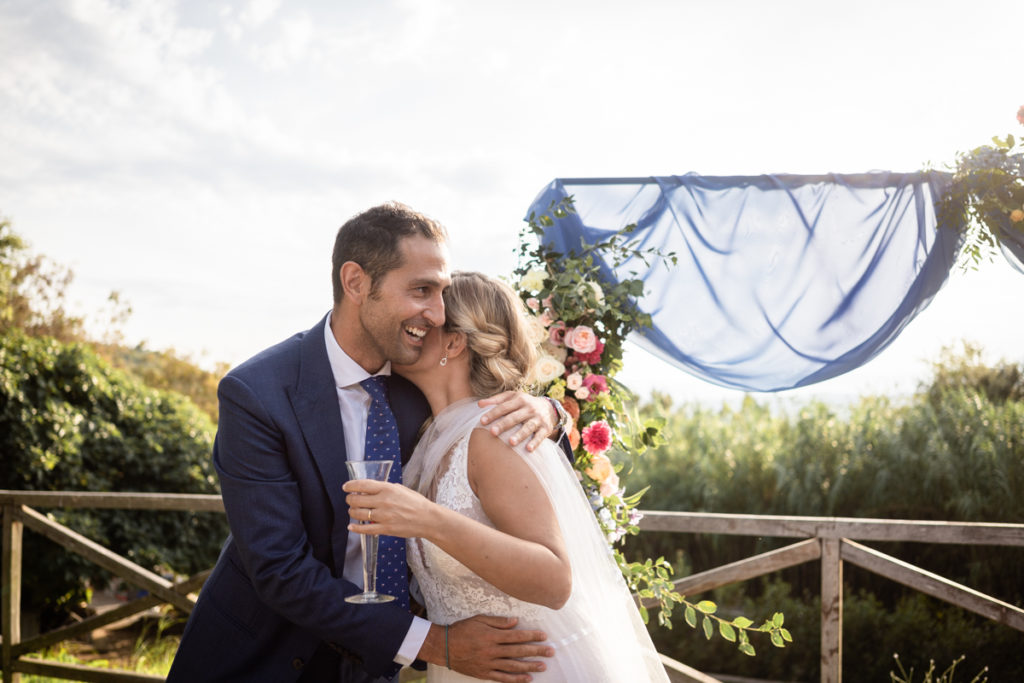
[344,459,396,604]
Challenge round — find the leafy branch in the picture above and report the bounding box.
[514,196,790,655]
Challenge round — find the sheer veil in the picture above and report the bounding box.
[404,397,668,682]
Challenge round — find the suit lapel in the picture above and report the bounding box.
[288,315,350,570]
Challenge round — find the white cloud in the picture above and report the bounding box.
[247,11,314,71]
[239,0,281,29]
[2,0,1022,393]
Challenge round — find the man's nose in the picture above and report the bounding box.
[424,293,445,327]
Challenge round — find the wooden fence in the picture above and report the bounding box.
[3,490,1023,683]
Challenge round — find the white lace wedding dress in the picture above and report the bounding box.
[404,398,669,682]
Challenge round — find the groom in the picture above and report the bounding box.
[168,203,565,682]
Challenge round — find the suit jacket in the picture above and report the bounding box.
[168,315,431,683]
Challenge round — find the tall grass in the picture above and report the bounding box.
[624,348,1024,679]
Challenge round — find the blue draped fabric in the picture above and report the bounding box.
[527,172,962,392]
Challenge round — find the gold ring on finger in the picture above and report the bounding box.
[368,509,373,523]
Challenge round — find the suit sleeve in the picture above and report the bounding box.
[214,373,414,677]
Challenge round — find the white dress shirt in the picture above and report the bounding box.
[323,316,431,666]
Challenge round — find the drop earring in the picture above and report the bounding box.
[439,355,448,367]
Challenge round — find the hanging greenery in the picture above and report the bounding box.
[938,106,1024,269]
[513,198,791,655]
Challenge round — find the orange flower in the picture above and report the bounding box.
[560,396,580,422]
[585,453,614,482]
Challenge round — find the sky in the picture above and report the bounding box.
[1,0,1022,408]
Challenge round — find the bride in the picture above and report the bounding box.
[344,271,669,682]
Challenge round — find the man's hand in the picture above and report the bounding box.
[477,392,558,452]
[419,616,552,682]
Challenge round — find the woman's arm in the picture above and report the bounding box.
[344,431,572,610]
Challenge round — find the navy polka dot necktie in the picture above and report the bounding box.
[359,375,409,610]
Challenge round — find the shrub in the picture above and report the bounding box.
[0,330,227,626]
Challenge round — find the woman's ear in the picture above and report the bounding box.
[339,261,369,304]
[445,331,468,359]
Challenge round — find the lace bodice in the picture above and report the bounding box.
[407,429,545,626]
[404,398,669,682]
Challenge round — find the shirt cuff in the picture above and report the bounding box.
[395,616,431,666]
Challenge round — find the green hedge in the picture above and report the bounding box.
[0,331,227,626]
[625,354,1024,679]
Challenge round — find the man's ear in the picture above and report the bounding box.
[339,261,371,304]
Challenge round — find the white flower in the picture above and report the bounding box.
[541,341,568,364]
[525,315,548,345]
[586,281,604,304]
[566,372,583,391]
[519,268,547,293]
[530,354,565,384]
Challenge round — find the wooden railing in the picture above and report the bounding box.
[638,511,1024,682]
[3,490,1023,683]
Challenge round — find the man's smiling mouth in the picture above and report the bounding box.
[405,325,427,341]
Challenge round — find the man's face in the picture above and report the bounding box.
[357,234,451,367]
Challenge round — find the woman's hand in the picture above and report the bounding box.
[343,479,438,539]
[477,392,558,451]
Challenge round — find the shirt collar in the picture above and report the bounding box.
[324,313,391,389]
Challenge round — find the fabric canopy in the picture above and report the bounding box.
[527,172,963,392]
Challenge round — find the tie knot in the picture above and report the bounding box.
[360,375,389,402]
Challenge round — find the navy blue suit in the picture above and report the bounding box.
[168,315,431,682]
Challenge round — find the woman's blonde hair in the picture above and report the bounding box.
[443,271,537,397]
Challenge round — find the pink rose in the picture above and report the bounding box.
[564,325,597,354]
[566,372,583,390]
[581,420,612,455]
[582,374,609,397]
[539,309,554,327]
[599,471,620,497]
[526,297,540,311]
[548,321,567,346]
[1018,105,1024,126]
[574,386,590,400]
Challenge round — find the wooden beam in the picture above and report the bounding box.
[16,506,196,614]
[3,505,24,683]
[14,659,165,683]
[0,490,223,513]
[820,538,842,683]
[659,654,723,683]
[638,511,1024,547]
[14,570,211,658]
[841,539,1024,632]
[641,539,821,608]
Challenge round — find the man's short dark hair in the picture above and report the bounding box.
[331,202,448,304]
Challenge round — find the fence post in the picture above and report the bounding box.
[2,505,24,683]
[820,537,842,683]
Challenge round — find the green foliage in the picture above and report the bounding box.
[626,348,1024,679]
[512,198,790,653]
[0,330,226,625]
[890,653,989,683]
[0,215,88,342]
[0,216,221,420]
[650,579,1018,681]
[936,109,1024,269]
[100,344,227,422]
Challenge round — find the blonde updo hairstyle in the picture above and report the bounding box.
[442,271,537,397]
